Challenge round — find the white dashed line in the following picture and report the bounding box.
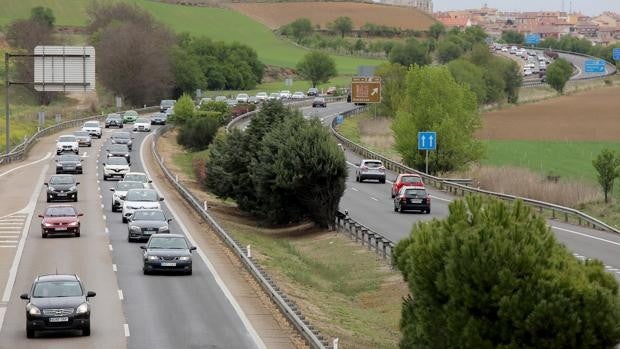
[105,227,109,234]
[124,324,130,337]
[100,204,104,209]
[112,264,117,272]
[108,244,113,251]
[370,197,379,202]
[102,215,107,221]
[351,187,359,192]
[118,289,124,300]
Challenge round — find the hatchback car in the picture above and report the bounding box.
[150,113,167,125]
[312,97,326,108]
[45,175,79,202]
[110,131,133,150]
[110,181,146,212]
[355,159,386,183]
[307,87,318,96]
[325,86,337,95]
[20,274,95,338]
[127,209,172,242]
[39,205,83,238]
[291,91,305,100]
[72,131,92,147]
[391,174,424,198]
[106,144,131,163]
[279,90,292,99]
[55,154,83,174]
[81,121,102,139]
[255,92,268,101]
[133,118,151,132]
[122,110,139,123]
[105,113,123,128]
[56,135,79,155]
[141,234,196,275]
[160,99,176,113]
[235,93,249,103]
[394,187,431,213]
[122,189,164,223]
[268,93,280,101]
[103,157,130,181]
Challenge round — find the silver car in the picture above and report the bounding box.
[355,159,386,183]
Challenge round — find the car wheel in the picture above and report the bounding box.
[398,206,403,213]
[127,235,132,242]
[105,125,109,128]
[186,269,193,276]
[75,231,80,237]
[88,144,92,147]
[42,231,48,238]
[380,179,386,184]
[355,175,359,182]
[426,208,431,214]
[46,197,51,203]
[122,216,127,223]
[103,175,108,181]
[143,267,149,275]
[74,195,78,202]
[82,325,90,336]
[111,205,116,212]
[394,206,398,212]
[26,327,35,338]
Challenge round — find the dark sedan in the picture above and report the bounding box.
[20,274,95,338]
[105,113,124,128]
[141,234,196,275]
[127,209,172,242]
[393,187,431,214]
[150,112,167,125]
[110,132,133,150]
[45,175,80,202]
[39,205,83,238]
[312,97,326,108]
[106,144,131,163]
[72,131,92,147]
[55,154,83,174]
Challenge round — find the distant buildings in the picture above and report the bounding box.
[372,0,433,13]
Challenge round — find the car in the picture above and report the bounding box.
[106,144,131,163]
[391,174,424,198]
[103,157,130,181]
[198,97,212,106]
[523,68,532,76]
[312,97,327,108]
[127,209,172,242]
[38,205,83,238]
[291,91,305,100]
[122,110,139,123]
[510,46,518,54]
[110,181,146,212]
[150,112,167,125]
[44,175,79,202]
[122,189,164,223]
[55,154,83,174]
[123,172,152,188]
[141,234,196,275]
[56,135,79,155]
[160,99,176,113]
[104,113,123,128]
[235,93,249,103]
[110,131,133,150]
[325,86,337,95]
[247,96,259,104]
[20,274,95,338]
[279,90,292,99]
[268,92,280,101]
[72,131,92,147]
[81,121,102,139]
[355,159,386,183]
[214,96,227,103]
[501,46,508,52]
[164,106,175,117]
[226,99,238,107]
[255,92,268,101]
[307,87,318,96]
[133,117,151,132]
[394,186,431,213]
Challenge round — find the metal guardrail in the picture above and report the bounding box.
[331,106,620,235]
[0,106,159,165]
[334,210,395,264]
[151,126,333,349]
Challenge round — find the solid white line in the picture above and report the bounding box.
[112,264,117,272]
[0,307,5,333]
[0,240,18,243]
[0,152,52,178]
[140,133,267,349]
[551,226,620,247]
[124,323,130,337]
[0,246,16,248]
[118,289,124,300]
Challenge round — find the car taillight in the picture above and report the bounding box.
[400,196,407,202]
[361,166,368,171]
[379,167,385,172]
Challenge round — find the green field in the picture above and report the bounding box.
[0,0,381,73]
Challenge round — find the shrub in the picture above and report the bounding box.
[176,116,220,151]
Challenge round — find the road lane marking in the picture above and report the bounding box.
[81,152,88,158]
[351,187,359,192]
[118,289,124,300]
[124,324,130,337]
[370,197,379,202]
[0,307,5,332]
[103,215,107,220]
[108,244,113,251]
[0,152,52,178]
[101,204,104,209]
[552,226,620,247]
[112,264,117,272]
[105,227,109,234]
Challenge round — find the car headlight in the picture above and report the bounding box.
[68,221,79,227]
[43,222,54,227]
[148,255,159,261]
[26,304,40,316]
[158,226,168,231]
[130,226,141,232]
[69,186,77,191]
[179,256,190,261]
[48,186,56,191]
[76,302,89,314]
[111,139,117,143]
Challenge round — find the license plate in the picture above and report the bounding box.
[57,193,67,197]
[161,262,176,267]
[49,317,68,322]
[410,199,422,204]
[55,227,67,231]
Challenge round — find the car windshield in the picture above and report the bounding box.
[402,176,422,184]
[161,100,175,107]
[135,118,149,124]
[59,155,80,162]
[45,206,76,217]
[58,136,76,143]
[153,113,166,118]
[269,93,279,97]
[112,132,130,139]
[124,111,138,116]
[117,181,144,191]
[126,190,157,202]
[133,210,165,221]
[73,131,89,137]
[124,174,147,182]
[149,236,188,249]
[237,94,248,98]
[84,122,99,127]
[107,157,128,166]
[109,145,128,152]
[404,189,427,198]
[364,161,382,168]
[49,176,74,185]
[107,114,121,119]
[33,281,82,298]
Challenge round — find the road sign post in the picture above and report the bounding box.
[351,76,381,104]
[417,131,436,174]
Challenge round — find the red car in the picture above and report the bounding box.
[391,173,424,198]
[39,205,83,238]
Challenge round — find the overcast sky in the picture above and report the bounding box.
[434,0,620,16]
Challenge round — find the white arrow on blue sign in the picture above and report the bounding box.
[584,59,606,73]
[613,48,620,61]
[418,131,436,150]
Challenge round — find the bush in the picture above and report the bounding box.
[176,116,220,151]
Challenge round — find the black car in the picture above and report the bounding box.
[106,144,131,163]
[110,132,133,150]
[20,274,95,338]
[151,112,167,125]
[312,97,327,108]
[394,187,431,214]
[105,113,123,128]
[45,175,80,202]
[72,131,92,147]
[128,209,172,242]
[307,87,318,96]
[141,234,196,275]
[55,154,83,174]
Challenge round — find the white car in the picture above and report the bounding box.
[133,118,151,132]
[524,68,532,76]
[56,135,79,155]
[123,172,152,188]
[198,97,212,106]
[103,157,130,181]
[501,47,508,52]
[291,91,305,99]
[121,189,163,223]
[110,180,145,212]
[268,93,280,101]
[279,90,292,99]
[165,106,174,117]
[235,93,249,103]
[81,121,102,139]
[255,92,268,101]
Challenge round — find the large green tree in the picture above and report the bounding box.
[394,196,620,349]
[288,18,313,42]
[296,51,337,87]
[447,59,486,105]
[375,62,408,117]
[329,16,353,38]
[392,65,484,174]
[547,58,573,94]
[437,40,464,63]
[389,39,430,67]
[501,30,524,44]
[428,22,446,40]
[593,149,620,203]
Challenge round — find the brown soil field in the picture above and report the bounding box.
[228,1,436,30]
[479,86,620,141]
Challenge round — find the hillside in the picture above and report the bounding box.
[228,1,436,30]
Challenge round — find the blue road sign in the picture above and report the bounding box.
[525,33,541,45]
[335,114,344,125]
[584,59,606,73]
[418,132,436,151]
[613,48,620,61]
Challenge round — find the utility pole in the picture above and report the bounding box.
[4,53,9,155]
